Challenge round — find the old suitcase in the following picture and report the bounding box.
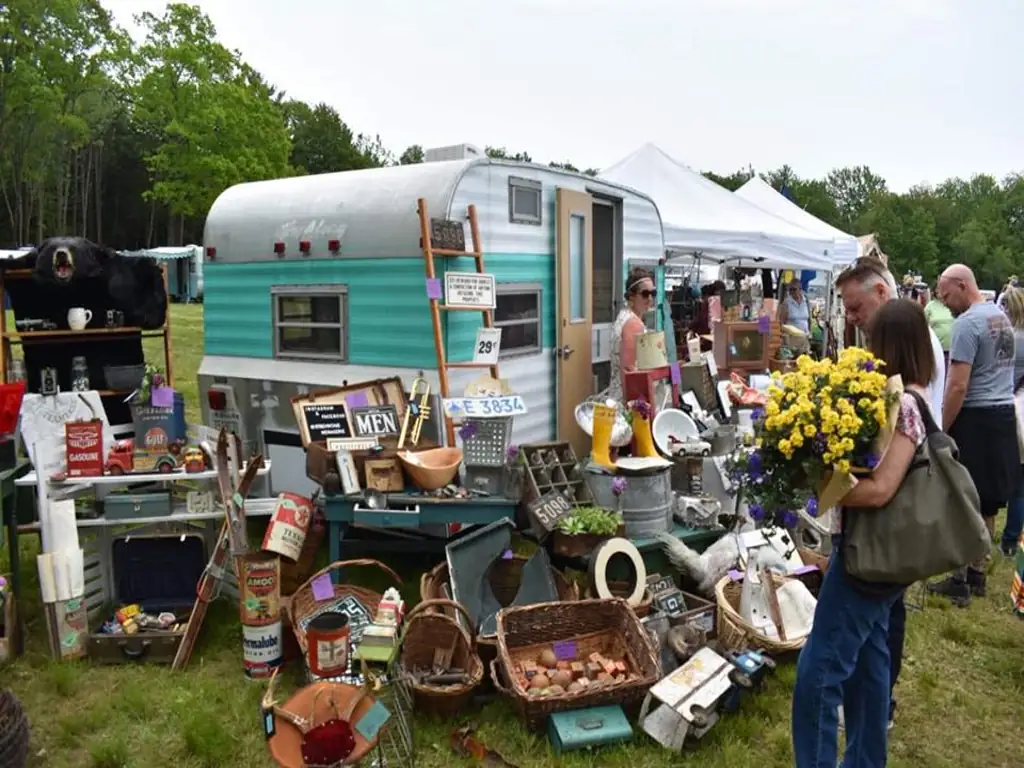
[88,533,205,664]
[547,705,633,753]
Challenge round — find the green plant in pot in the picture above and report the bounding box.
[553,506,624,558]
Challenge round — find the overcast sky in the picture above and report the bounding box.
[105,0,1023,191]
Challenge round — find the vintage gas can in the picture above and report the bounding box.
[238,554,280,626]
[242,621,283,679]
[65,420,104,477]
[261,492,313,562]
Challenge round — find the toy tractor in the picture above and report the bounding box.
[105,439,135,475]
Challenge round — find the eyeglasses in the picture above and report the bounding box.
[639,289,657,299]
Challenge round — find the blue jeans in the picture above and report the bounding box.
[1003,470,1024,551]
[792,548,899,767]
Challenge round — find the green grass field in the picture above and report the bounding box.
[1,305,1023,767]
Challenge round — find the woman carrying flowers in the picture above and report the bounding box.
[791,300,935,768]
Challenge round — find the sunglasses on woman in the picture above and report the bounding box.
[639,289,657,299]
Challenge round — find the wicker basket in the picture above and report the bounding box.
[286,559,402,656]
[0,690,29,768]
[714,575,808,655]
[491,598,660,730]
[583,581,653,618]
[395,599,483,717]
[419,556,580,668]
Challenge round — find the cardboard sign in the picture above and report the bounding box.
[444,272,496,309]
[350,405,399,437]
[527,490,573,538]
[302,402,352,443]
[473,327,502,366]
[443,395,527,419]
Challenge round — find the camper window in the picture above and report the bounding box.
[494,284,541,357]
[508,177,542,225]
[271,285,348,361]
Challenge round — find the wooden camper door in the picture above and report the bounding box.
[555,189,594,457]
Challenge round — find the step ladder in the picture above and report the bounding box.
[417,198,499,446]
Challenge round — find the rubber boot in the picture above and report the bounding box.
[632,412,659,458]
[589,403,617,471]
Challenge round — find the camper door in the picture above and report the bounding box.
[555,188,594,457]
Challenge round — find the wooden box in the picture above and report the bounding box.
[712,321,771,373]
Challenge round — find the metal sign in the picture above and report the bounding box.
[526,490,574,538]
[444,272,496,309]
[430,218,466,252]
[443,395,527,419]
[350,404,400,437]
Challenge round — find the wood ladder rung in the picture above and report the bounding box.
[445,362,497,369]
[431,248,482,258]
[437,305,492,313]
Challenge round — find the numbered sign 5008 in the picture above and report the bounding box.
[527,491,574,537]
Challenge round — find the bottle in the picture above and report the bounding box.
[7,358,25,384]
[71,357,90,392]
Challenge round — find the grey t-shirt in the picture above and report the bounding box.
[950,301,1015,406]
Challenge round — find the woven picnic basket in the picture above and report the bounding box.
[419,556,579,667]
[287,559,402,655]
[490,598,659,730]
[584,580,654,618]
[395,599,483,717]
[714,574,808,655]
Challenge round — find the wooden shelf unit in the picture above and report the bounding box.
[0,264,174,389]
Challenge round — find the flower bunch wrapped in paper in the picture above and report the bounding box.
[726,348,902,527]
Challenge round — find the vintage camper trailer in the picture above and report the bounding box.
[199,151,664,494]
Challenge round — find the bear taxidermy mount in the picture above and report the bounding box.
[0,237,170,422]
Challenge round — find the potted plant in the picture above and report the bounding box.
[551,506,625,558]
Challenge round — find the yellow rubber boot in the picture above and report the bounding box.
[590,404,617,471]
[632,411,659,458]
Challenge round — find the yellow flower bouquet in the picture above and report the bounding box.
[725,348,901,527]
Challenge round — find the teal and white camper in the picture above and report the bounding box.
[199,148,665,494]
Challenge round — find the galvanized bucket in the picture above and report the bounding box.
[588,468,672,537]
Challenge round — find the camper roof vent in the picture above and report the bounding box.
[423,143,483,163]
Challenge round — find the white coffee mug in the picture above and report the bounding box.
[68,308,92,330]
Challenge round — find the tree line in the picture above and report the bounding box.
[2,1,1021,288]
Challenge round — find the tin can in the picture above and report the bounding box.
[242,621,283,679]
[238,553,280,626]
[261,492,313,562]
[306,612,350,678]
[65,420,104,477]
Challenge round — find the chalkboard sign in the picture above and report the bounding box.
[646,574,677,597]
[301,403,352,443]
[526,490,574,539]
[430,218,466,252]
[654,589,686,618]
[350,404,400,437]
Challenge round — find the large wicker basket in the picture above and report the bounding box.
[395,599,483,717]
[286,559,402,655]
[714,575,809,655]
[583,581,654,618]
[491,598,660,730]
[419,556,579,667]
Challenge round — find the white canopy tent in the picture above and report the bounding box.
[600,144,840,271]
[735,177,860,265]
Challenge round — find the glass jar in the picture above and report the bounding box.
[71,356,90,392]
[7,358,25,384]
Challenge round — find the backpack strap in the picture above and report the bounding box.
[905,388,940,437]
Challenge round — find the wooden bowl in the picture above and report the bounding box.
[398,447,463,490]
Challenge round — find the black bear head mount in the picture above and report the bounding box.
[31,236,115,285]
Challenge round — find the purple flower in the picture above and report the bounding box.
[813,434,828,456]
[752,408,765,422]
[863,453,879,470]
[629,398,652,421]
[612,476,628,497]
[506,444,520,461]
[458,422,479,441]
[748,503,765,522]
[806,497,819,518]
[747,451,763,478]
[152,374,165,388]
[862,360,876,372]
[780,510,799,529]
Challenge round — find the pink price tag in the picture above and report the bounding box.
[501,548,514,560]
[669,362,681,386]
[346,391,369,409]
[425,278,442,300]
[553,640,577,660]
[310,573,334,601]
[757,314,771,334]
[151,386,174,408]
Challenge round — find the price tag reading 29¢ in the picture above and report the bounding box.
[527,490,574,539]
[473,327,502,366]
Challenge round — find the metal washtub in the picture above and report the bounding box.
[588,468,673,537]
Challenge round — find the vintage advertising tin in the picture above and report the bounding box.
[238,554,280,626]
[65,420,104,477]
[261,492,313,562]
[305,612,350,679]
[242,621,283,679]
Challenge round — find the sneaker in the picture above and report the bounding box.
[837,704,893,732]
[928,574,972,607]
[837,705,844,731]
[888,699,896,730]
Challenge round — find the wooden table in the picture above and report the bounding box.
[323,492,520,581]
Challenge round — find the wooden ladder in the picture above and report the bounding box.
[416,198,499,446]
